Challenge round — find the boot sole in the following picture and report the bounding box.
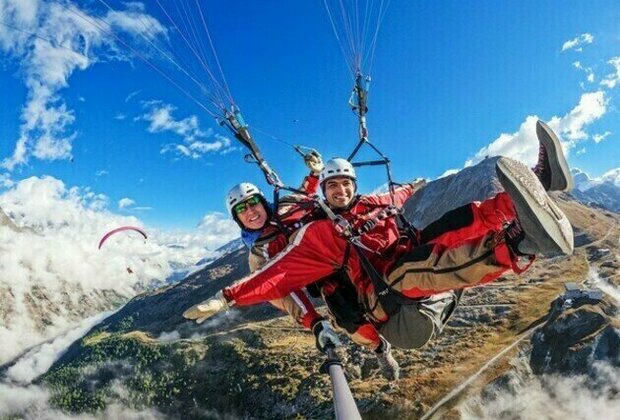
[496,157,574,255]
[536,121,574,192]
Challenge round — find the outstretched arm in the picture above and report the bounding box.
[183,220,349,322]
[224,222,343,306]
[364,179,426,208]
[248,250,323,328]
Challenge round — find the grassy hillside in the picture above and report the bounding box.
[40,195,620,419]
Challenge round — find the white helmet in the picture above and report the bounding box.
[226,182,263,215]
[319,158,357,184]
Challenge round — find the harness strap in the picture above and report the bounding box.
[314,197,425,317]
[397,212,420,247]
[277,197,321,226]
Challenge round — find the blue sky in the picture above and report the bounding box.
[1,0,620,229]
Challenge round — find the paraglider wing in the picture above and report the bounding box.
[98,226,148,250]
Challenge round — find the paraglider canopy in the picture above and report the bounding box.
[98,226,148,250]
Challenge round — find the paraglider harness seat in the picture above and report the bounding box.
[314,198,429,319]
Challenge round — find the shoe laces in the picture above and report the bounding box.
[533,143,548,176]
[493,219,524,253]
[505,218,524,242]
[497,219,536,273]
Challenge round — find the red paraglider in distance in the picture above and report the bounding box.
[98,226,148,250]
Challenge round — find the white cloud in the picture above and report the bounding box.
[573,61,595,83]
[138,101,234,159]
[104,8,165,40]
[188,212,239,250]
[118,197,135,209]
[125,89,142,102]
[576,147,586,155]
[464,117,541,168]
[6,311,110,384]
[0,176,239,364]
[600,167,620,187]
[561,33,593,52]
[465,91,607,168]
[157,330,181,342]
[439,168,459,178]
[369,182,389,195]
[559,91,607,141]
[587,72,595,83]
[95,169,109,177]
[0,384,51,417]
[0,0,166,171]
[139,101,208,140]
[114,112,126,120]
[0,172,14,188]
[600,56,620,89]
[0,382,167,418]
[593,131,611,143]
[461,362,620,420]
[190,136,232,153]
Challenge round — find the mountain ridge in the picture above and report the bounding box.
[571,168,620,212]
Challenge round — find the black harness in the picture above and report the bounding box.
[315,197,423,318]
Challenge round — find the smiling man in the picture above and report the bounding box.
[320,158,357,209]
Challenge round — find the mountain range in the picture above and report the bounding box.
[571,167,620,212]
[1,161,619,418]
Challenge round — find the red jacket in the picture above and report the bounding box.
[337,185,413,259]
[244,173,323,329]
[247,174,320,271]
[223,184,416,324]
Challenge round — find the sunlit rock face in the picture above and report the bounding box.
[460,297,619,420]
[530,299,620,375]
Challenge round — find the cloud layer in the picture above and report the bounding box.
[461,361,620,420]
[450,34,620,177]
[463,90,607,169]
[0,175,239,364]
[460,51,620,172]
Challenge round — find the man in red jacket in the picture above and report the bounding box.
[186,122,573,362]
[224,155,407,379]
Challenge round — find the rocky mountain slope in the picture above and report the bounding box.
[1,192,618,419]
[571,168,620,213]
[456,297,619,420]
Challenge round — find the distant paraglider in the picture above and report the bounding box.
[98,226,148,250]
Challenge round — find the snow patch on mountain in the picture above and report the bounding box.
[572,167,620,191]
[570,168,620,212]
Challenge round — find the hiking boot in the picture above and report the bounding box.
[533,120,574,192]
[496,157,574,256]
[375,336,400,381]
